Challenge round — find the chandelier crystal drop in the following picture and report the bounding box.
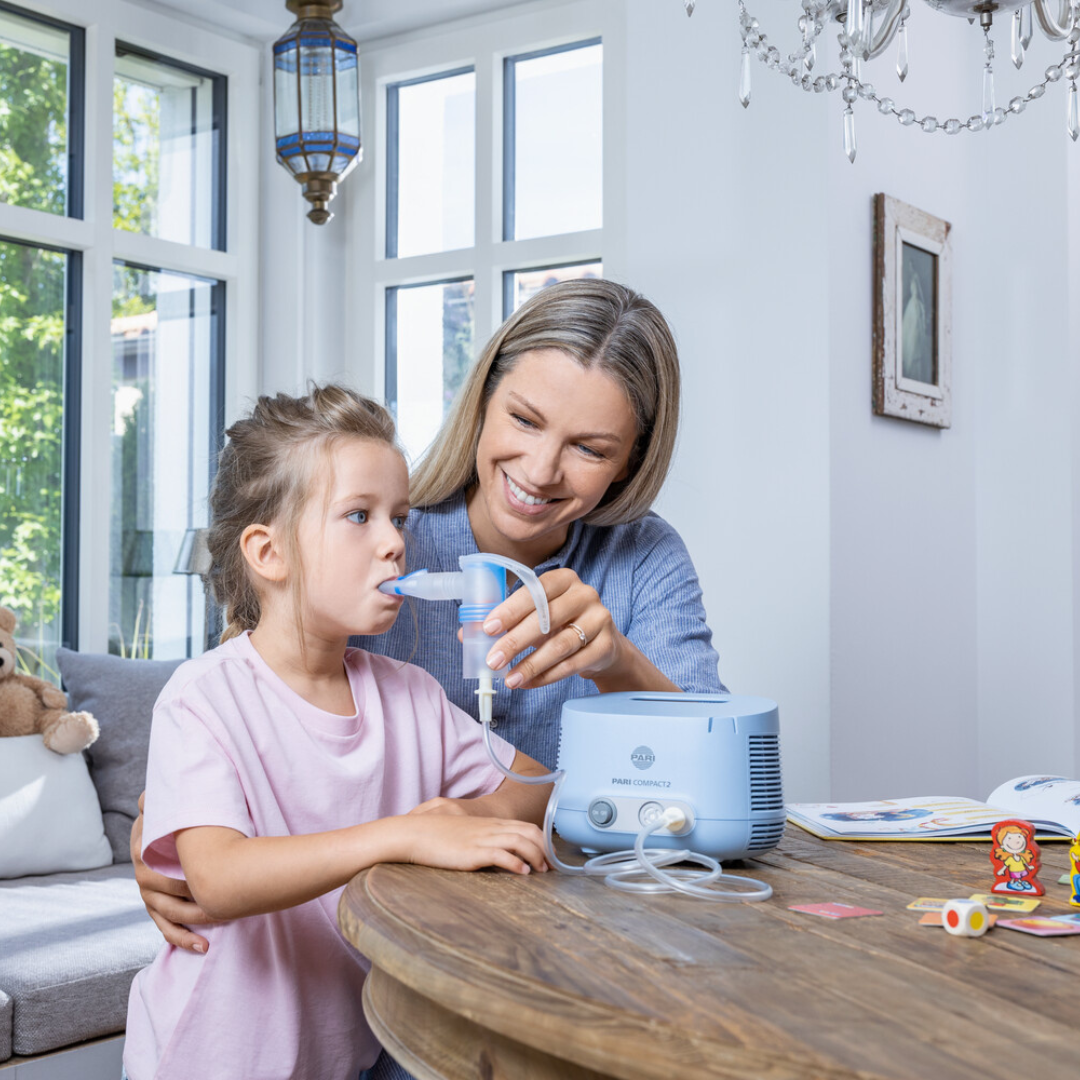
[693,1,1080,163]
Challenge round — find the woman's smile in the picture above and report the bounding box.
[501,469,560,515]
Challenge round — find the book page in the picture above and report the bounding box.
[786,797,1021,839]
[986,775,1080,837]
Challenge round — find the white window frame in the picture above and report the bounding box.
[0,0,260,652]
[345,0,627,406]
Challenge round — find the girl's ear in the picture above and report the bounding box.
[240,523,288,583]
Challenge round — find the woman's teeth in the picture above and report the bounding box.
[506,474,552,506]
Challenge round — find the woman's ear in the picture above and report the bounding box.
[239,523,288,583]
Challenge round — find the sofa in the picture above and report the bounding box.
[0,651,183,1077]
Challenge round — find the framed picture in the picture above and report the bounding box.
[872,194,952,428]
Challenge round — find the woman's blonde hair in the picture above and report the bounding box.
[208,384,398,644]
[410,279,681,527]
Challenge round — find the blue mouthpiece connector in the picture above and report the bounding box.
[377,554,550,679]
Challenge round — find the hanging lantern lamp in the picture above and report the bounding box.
[272,0,362,225]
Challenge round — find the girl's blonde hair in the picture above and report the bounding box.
[410,279,681,527]
[994,824,1030,843]
[208,384,398,643]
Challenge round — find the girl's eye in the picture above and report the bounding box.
[577,444,603,460]
[512,413,537,429]
[346,510,367,525]
[392,514,408,530]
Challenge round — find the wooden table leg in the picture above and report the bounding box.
[362,966,612,1080]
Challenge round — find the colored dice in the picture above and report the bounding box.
[942,899,990,938]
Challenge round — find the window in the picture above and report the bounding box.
[113,47,226,250]
[386,278,474,464]
[0,2,83,217]
[0,3,84,678]
[353,6,613,466]
[110,264,223,659]
[108,43,228,659]
[387,68,475,259]
[504,40,602,242]
[0,238,79,677]
[0,1,258,665]
[504,260,603,318]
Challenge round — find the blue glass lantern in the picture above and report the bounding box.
[273,1,361,225]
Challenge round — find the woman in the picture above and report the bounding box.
[349,277,724,767]
[133,279,725,1075]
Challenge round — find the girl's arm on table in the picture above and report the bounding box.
[409,749,552,827]
[175,810,548,921]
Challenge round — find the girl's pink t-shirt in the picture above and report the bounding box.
[124,632,514,1080]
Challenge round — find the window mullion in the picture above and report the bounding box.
[373,251,474,286]
[473,49,497,344]
[110,231,238,283]
[76,7,120,652]
[0,205,94,251]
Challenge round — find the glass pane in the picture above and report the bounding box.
[110,264,220,659]
[0,9,72,216]
[509,42,602,241]
[389,279,475,464]
[0,240,69,682]
[299,42,335,132]
[506,261,603,317]
[114,50,220,249]
[391,70,475,258]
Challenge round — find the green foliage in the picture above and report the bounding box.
[113,79,160,234]
[442,281,475,412]
[0,42,67,215]
[1,40,164,668]
[0,36,71,667]
[0,242,65,644]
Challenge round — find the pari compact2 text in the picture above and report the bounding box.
[379,555,775,902]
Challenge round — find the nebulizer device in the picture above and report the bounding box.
[380,554,774,902]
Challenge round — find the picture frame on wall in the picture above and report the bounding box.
[872,194,952,429]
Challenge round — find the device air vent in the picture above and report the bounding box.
[748,733,783,812]
[748,820,786,851]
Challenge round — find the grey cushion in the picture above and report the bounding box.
[0,988,11,1063]
[0,864,160,1057]
[56,649,185,863]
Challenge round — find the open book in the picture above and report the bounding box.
[787,775,1080,841]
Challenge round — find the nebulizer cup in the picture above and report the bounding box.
[378,554,552,683]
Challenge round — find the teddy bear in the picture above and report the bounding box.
[0,605,99,754]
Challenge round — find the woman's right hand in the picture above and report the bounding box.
[132,791,214,953]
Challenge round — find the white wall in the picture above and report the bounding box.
[827,10,982,801]
[259,0,1080,801]
[619,0,1079,801]
[620,0,831,801]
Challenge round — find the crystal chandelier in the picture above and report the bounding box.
[273,1,362,224]
[685,1,1080,162]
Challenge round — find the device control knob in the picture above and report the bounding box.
[587,798,616,827]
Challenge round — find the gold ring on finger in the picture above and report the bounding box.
[567,622,588,646]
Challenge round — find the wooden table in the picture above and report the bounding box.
[338,832,1080,1080]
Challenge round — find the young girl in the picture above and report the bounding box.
[123,386,551,1080]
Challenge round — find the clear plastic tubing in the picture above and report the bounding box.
[476,679,773,903]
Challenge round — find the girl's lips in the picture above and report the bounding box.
[501,470,559,517]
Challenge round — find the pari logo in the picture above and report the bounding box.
[630,745,656,771]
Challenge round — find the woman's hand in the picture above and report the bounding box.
[132,792,214,953]
[481,567,679,693]
[396,814,548,875]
